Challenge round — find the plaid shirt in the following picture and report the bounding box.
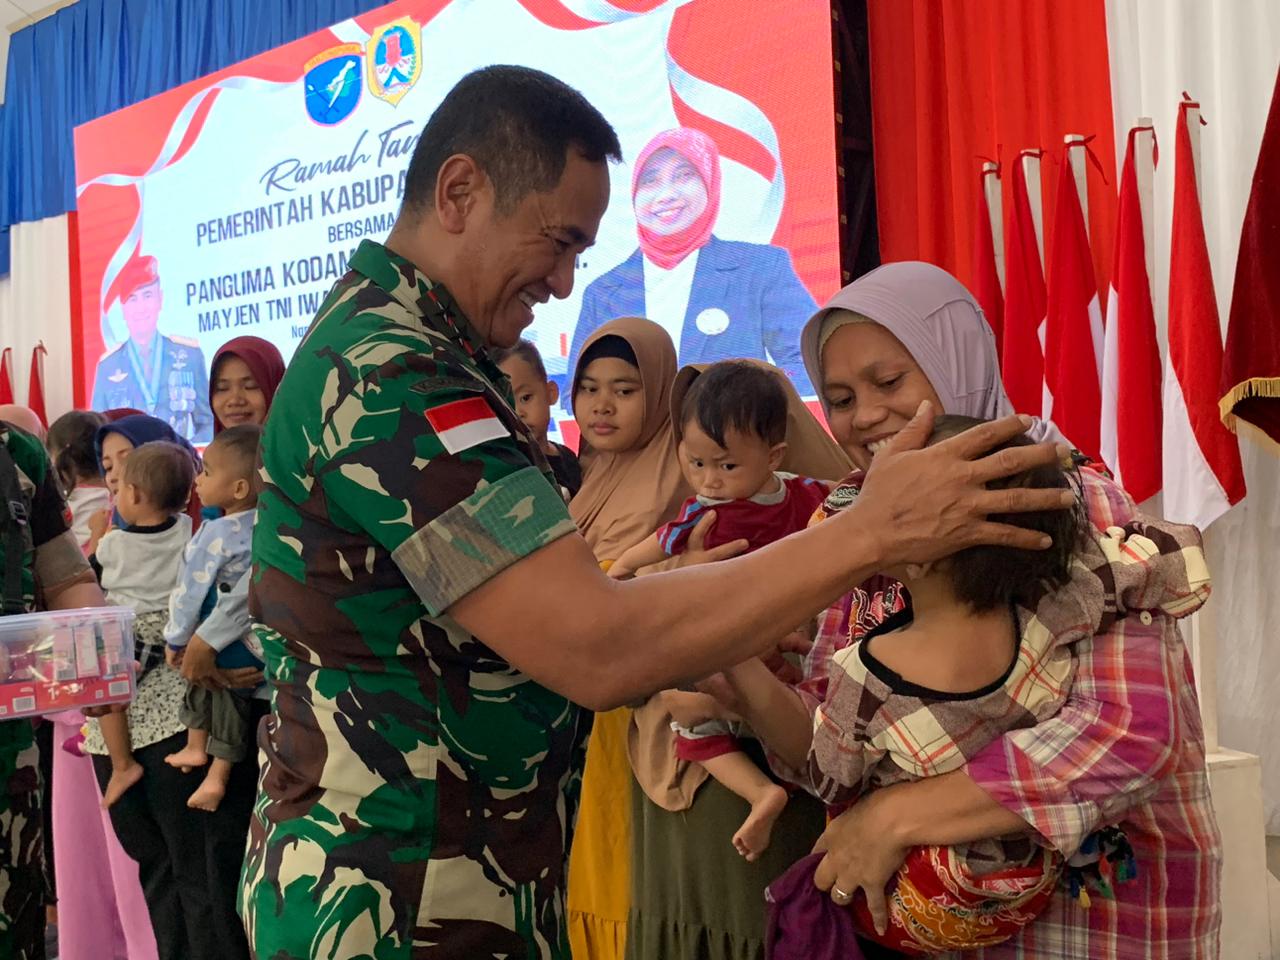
[786,468,1222,959]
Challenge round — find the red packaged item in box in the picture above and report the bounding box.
[0,607,136,719]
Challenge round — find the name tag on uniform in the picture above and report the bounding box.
[425,397,509,454]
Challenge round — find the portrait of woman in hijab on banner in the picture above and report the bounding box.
[568,128,818,398]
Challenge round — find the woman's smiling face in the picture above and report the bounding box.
[819,316,943,470]
[633,148,709,237]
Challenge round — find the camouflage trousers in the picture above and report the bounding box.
[0,739,44,960]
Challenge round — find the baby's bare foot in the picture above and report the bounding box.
[101,762,144,809]
[731,785,788,862]
[164,745,209,774]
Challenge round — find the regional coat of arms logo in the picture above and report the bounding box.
[303,43,363,126]
[367,17,421,106]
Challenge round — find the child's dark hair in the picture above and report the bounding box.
[930,415,1081,610]
[209,424,263,494]
[120,441,195,513]
[680,361,787,448]
[493,339,547,380]
[47,410,107,493]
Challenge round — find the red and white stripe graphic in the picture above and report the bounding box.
[1101,124,1162,501]
[1162,100,1246,529]
[425,397,510,455]
[1043,137,1104,460]
[1000,150,1048,416]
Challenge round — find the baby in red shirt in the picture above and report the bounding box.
[611,361,829,859]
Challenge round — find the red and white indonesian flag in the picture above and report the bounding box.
[1001,152,1047,415]
[1101,126,1162,501]
[1220,66,1280,450]
[972,163,1005,355]
[1043,141,1104,460]
[0,349,13,406]
[27,342,48,429]
[1163,100,1246,529]
[425,397,509,455]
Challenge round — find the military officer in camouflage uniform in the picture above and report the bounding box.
[242,66,1072,959]
[0,419,106,959]
[91,252,214,443]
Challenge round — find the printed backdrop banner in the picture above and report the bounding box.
[73,0,841,443]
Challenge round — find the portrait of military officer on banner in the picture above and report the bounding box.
[92,251,214,443]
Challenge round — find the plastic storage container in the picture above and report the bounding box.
[0,606,136,719]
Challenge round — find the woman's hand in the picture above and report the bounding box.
[180,634,223,690]
[661,689,735,728]
[811,789,909,936]
[671,511,749,569]
[218,667,264,689]
[86,508,112,552]
[694,671,743,716]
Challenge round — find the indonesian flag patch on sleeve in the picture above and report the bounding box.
[425,396,510,454]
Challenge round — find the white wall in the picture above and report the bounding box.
[0,215,76,418]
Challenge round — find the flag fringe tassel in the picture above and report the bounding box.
[1220,376,1280,452]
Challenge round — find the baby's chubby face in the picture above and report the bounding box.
[679,420,785,502]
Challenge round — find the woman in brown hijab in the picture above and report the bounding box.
[566,317,691,960]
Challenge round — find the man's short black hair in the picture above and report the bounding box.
[493,339,547,381]
[680,361,788,448]
[402,65,622,215]
[929,415,1082,611]
[121,441,195,514]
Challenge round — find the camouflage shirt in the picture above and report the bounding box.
[241,241,586,959]
[0,422,90,960]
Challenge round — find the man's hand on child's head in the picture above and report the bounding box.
[855,403,1074,566]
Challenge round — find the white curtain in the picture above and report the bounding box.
[1107,0,1280,831]
[0,214,77,422]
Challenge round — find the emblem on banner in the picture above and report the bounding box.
[367,17,421,106]
[304,43,364,126]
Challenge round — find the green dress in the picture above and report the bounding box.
[239,241,587,959]
[627,742,826,960]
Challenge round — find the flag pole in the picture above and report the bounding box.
[981,161,1005,288]
[1064,134,1090,239]
[1020,150,1046,267]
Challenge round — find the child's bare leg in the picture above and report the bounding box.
[187,757,233,813]
[99,710,144,809]
[165,727,210,772]
[700,750,788,862]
